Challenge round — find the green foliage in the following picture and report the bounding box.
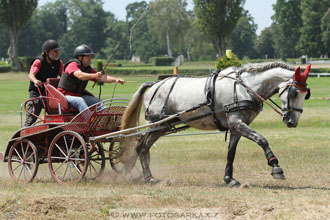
[147,0,190,57]
[95,59,103,71]
[0,0,37,28]
[321,9,330,56]
[0,0,38,71]
[215,53,242,70]
[17,56,34,71]
[0,25,9,58]
[0,65,11,73]
[296,0,329,57]
[229,11,258,59]
[256,27,276,59]
[271,0,302,59]
[18,1,68,57]
[150,57,175,66]
[194,0,244,56]
[126,1,163,61]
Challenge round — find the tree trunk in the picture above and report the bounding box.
[186,47,191,62]
[166,30,172,57]
[9,27,23,72]
[212,37,226,57]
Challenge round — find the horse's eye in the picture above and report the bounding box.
[288,87,298,98]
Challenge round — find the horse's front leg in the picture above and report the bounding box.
[229,119,286,180]
[224,133,242,187]
[136,129,166,184]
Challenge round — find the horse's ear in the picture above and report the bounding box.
[304,64,311,78]
[294,66,301,81]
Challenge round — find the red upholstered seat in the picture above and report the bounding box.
[45,78,96,115]
[45,78,78,114]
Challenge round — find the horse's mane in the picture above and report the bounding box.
[236,62,295,75]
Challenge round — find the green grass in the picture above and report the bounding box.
[1,72,330,219]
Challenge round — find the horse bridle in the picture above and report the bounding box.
[279,81,310,114]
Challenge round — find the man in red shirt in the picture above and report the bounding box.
[25,39,63,126]
[58,44,125,112]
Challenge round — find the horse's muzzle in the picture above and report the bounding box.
[283,111,298,128]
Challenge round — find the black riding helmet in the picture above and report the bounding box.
[42,39,60,51]
[74,44,95,58]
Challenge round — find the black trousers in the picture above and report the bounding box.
[24,90,46,126]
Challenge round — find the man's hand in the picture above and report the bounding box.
[116,78,125,84]
[94,72,103,81]
[34,80,42,88]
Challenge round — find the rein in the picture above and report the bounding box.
[235,78,283,117]
[217,71,283,117]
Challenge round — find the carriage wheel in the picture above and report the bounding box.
[109,141,126,173]
[85,143,105,179]
[8,139,39,183]
[48,131,89,184]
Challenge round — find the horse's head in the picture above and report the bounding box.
[279,64,311,127]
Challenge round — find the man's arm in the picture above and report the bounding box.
[28,59,42,87]
[72,70,102,81]
[100,75,125,84]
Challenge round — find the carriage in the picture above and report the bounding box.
[1,78,129,184]
[1,62,312,187]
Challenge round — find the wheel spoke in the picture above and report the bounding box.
[11,158,22,163]
[51,156,67,160]
[18,164,24,179]
[68,136,76,156]
[69,164,73,181]
[62,163,69,180]
[63,135,69,154]
[70,158,85,161]
[91,160,102,166]
[53,160,66,174]
[14,148,24,162]
[71,161,82,175]
[70,145,83,158]
[12,163,22,172]
[55,143,68,157]
[24,143,30,159]
[25,152,34,161]
[21,142,26,158]
[25,164,33,176]
[23,165,27,181]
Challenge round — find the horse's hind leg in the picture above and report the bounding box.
[224,133,241,188]
[136,128,166,184]
[229,120,286,180]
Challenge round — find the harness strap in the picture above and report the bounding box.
[205,70,227,131]
[161,76,180,117]
[145,77,173,115]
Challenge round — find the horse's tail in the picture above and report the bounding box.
[118,81,155,172]
[120,81,155,130]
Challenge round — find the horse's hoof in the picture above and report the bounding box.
[145,177,161,184]
[224,176,232,184]
[271,166,286,180]
[228,179,241,188]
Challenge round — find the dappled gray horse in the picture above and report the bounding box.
[120,62,311,187]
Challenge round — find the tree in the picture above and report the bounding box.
[228,10,257,59]
[193,0,244,57]
[125,1,163,61]
[59,0,110,61]
[147,0,190,57]
[0,0,38,71]
[321,8,330,57]
[0,25,9,58]
[296,0,328,57]
[18,0,68,57]
[271,0,302,59]
[256,27,276,59]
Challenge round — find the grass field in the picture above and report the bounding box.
[1,72,330,219]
